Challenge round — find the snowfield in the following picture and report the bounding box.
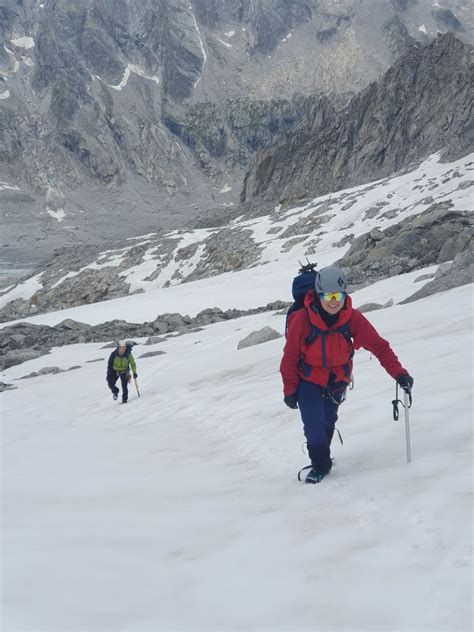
[2,275,472,630]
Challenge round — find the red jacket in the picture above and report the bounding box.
[280,292,408,395]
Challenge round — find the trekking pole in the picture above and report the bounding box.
[133,377,141,398]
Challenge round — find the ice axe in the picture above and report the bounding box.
[133,376,141,398]
[392,383,412,463]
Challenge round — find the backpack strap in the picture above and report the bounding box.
[304,323,322,346]
[303,310,354,372]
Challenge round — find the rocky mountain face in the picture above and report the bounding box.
[1,0,472,277]
[241,33,474,206]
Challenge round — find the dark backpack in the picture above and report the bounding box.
[289,262,318,312]
[285,262,318,334]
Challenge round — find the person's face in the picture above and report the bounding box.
[118,345,126,355]
[319,292,346,315]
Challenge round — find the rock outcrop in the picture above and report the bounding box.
[400,246,473,303]
[237,326,282,350]
[0,301,288,370]
[336,205,473,287]
[241,34,474,205]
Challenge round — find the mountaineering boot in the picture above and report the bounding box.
[305,442,333,484]
[112,392,118,401]
[305,468,327,484]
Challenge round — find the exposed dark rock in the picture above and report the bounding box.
[0,301,288,370]
[3,348,50,370]
[414,273,435,283]
[144,336,167,345]
[37,366,63,375]
[400,246,473,303]
[183,227,262,282]
[164,95,319,172]
[356,303,384,313]
[356,298,394,313]
[237,326,282,350]
[241,34,474,204]
[337,205,473,286]
[457,180,474,190]
[332,233,354,248]
[279,209,333,238]
[0,381,17,392]
[19,372,40,380]
[56,319,91,331]
[139,350,167,359]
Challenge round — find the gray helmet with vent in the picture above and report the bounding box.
[315,266,347,294]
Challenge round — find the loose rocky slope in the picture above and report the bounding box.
[0,151,471,322]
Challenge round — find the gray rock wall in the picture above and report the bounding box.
[241,34,474,205]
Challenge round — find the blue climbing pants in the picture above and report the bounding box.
[296,379,347,447]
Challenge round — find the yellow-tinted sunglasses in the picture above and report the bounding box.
[320,291,346,302]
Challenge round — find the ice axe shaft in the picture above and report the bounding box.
[392,385,412,464]
[404,391,411,464]
[133,377,141,398]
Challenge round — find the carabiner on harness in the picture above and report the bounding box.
[323,384,347,406]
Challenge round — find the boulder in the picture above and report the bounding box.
[37,366,63,375]
[144,336,166,346]
[56,319,91,330]
[401,245,473,303]
[237,326,282,350]
[0,382,17,392]
[2,349,49,370]
[139,351,167,359]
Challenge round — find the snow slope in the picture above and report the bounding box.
[1,151,472,319]
[2,276,472,630]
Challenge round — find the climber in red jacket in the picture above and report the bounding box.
[280,265,414,484]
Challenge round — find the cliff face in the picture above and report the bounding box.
[0,0,472,273]
[241,34,474,205]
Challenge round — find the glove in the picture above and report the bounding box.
[133,373,138,379]
[284,394,298,409]
[396,373,414,393]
